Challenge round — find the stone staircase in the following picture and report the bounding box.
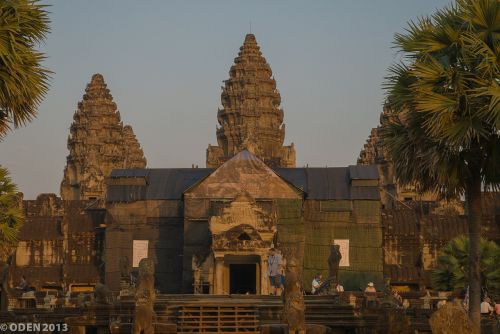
[177,304,260,333]
[157,294,362,333]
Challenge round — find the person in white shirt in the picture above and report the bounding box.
[311,274,322,294]
[335,283,344,293]
[481,297,494,314]
[364,282,377,308]
[267,248,283,296]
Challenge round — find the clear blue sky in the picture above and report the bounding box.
[0,0,451,199]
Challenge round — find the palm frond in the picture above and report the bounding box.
[0,0,52,139]
[0,166,23,260]
[432,235,500,295]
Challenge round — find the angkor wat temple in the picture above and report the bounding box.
[11,34,499,303]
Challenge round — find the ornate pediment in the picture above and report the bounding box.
[185,150,303,200]
[209,191,276,251]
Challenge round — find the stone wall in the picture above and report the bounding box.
[383,194,500,288]
[11,194,103,290]
[104,200,184,293]
[301,199,384,291]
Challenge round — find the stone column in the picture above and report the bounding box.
[261,256,269,295]
[208,266,214,294]
[214,257,225,295]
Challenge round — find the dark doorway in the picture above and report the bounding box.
[229,264,256,294]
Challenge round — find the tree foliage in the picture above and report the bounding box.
[0,0,51,139]
[382,0,499,197]
[432,235,500,294]
[0,166,23,261]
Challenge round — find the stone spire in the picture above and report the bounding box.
[357,107,389,166]
[358,105,397,207]
[60,73,146,201]
[358,105,442,207]
[206,34,296,168]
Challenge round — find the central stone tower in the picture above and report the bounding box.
[206,34,296,168]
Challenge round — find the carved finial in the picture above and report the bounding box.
[90,73,104,85]
[244,33,256,43]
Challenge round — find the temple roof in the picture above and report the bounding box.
[107,158,379,202]
[275,167,379,200]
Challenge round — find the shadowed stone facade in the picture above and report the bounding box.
[105,151,383,294]
[11,194,104,291]
[9,34,499,298]
[207,34,296,168]
[60,74,146,202]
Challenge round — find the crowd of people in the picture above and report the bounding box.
[267,247,500,321]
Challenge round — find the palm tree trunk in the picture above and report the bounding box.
[0,262,10,312]
[466,167,482,334]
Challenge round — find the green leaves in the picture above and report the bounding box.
[432,235,500,294]
[0,166,23,261]
[382,0,500,197]
[0,0,51,139]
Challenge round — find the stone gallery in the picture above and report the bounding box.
[10,34,499,301]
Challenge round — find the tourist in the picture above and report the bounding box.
[130,271,138,287]
[402,299,410,309]
[311,274,322,295]
[278,250,286,294]
[392,290,403,306]
[462,287,469,311]
[65,290,72,307]
[481,297,494,315]
[364,282,376,293]
[279,270,286,290]
[364,282,377,308]
[267,248,282,296]
[422,290,431,309]
[15,276,29,291]
[436,299,447,308]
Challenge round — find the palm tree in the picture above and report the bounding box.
[0,0,51,139]
[382,0,500,331]
[0,166,23,261]
[0,166,23,311]
[432,236,500,295]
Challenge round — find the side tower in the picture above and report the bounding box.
[206,34,296,168]
[61,74,146,201]
[358,105,434,207]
